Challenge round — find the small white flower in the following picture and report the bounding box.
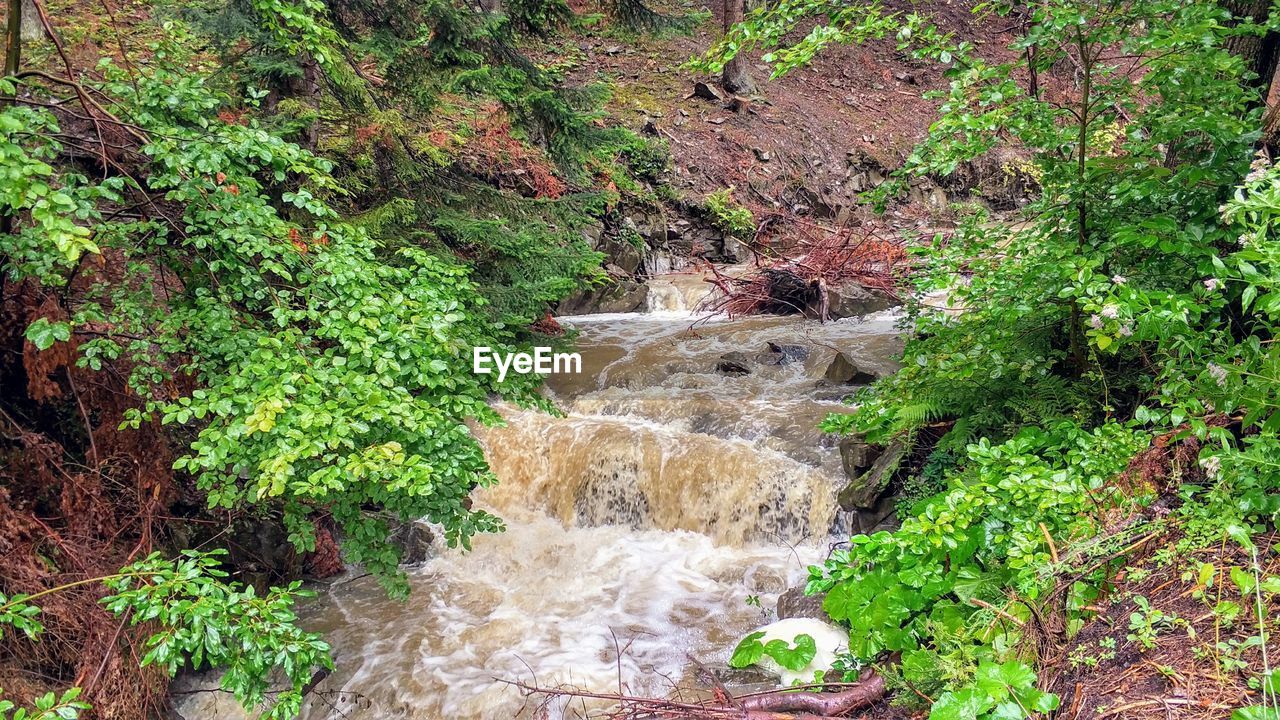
[1204,278,1222,292]
[1089,314,1104,330]
[1208,362,1228,387]
[1118,322,1133,337]
[1111,275,1127,285]
[1201,454,1222,479]
[1101,305,1119,319]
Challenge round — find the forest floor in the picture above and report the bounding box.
[528,0,1044,226]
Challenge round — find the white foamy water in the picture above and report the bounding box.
[302,509,817,719]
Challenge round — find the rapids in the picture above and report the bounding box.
[284,272,903,720]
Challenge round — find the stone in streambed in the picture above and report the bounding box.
[754,342,809,366]
[824,351,878,385]
[776,585,828,621]
[837,438,906,511]
[556,280,649,315]
[716,351,752,376]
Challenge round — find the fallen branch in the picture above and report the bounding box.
[500,670,885,720]
[740,673,884,715]
[705,220,909,318]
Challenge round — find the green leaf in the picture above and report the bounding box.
[728,632,767,668]
[929,688,992,720]
[25,318,72,351]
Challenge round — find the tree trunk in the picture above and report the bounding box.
[4,0,20,77]
[19,0,40,42]
[1222,0,1280,147]
[720,0,754,95]
[1223,0,1279,95]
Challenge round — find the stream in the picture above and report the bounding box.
[181,272,903,720]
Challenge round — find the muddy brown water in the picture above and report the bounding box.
[189,274,904,720]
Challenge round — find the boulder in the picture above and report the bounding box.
[556,280,649,315]
[171,671,260,720]
[776,586,828,620]
[597,234,643,275]
[824,352,879,384]
[837,438,906,511]
[691,81,723,101]
[622,208,667,248]
[837,434,878,476]
[389,520,435,565]
[716,351,752,376]
[580,218,606,248]
[807,282,899,321]
[754,342,809,366]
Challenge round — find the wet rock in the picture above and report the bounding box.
[807,282,899,320]
[389,520,435,565]
[575,463,651,529]
[597,234,643,275]
[860,494,900,534]
[716,351,752,376]
[557,280,650,315]
[838,434,878,476]
[226,516,299,593]
[837,439,906,511]
[581,218,606,248]
[623,208,668,249]
[788,187,841,220]
[755,342,809,366]
[776,585,828,620]
[170,667,333,720]
[171,671,260,720]
[824,352,879,384]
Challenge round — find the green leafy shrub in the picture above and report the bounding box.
[928,661,1057,720]
[1,551,328,720]
[809,423,1146,660]
[703,0,1280,712]
[705,188,755,240]
[6,47,546,592]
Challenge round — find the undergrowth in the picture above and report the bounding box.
[0,0,679,715]
[704,0,1280,718]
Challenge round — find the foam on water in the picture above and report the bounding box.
[303,508,817,719]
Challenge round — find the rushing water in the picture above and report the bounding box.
[185,272,902,720]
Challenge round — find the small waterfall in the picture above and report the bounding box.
[479,409,836,545]
[645,272,718,312]
[291,273,903,720]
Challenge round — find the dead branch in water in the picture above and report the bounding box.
[500,671,885,720]
[706,221,909,318]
